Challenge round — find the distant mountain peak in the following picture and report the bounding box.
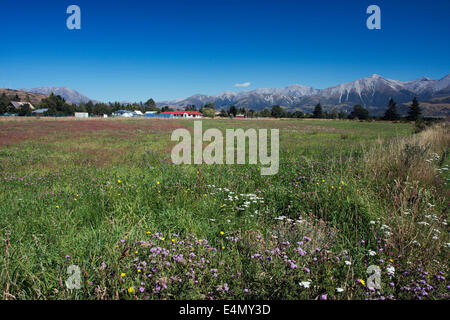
[20,86,96,104]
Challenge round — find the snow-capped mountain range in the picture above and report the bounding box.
[157,74,450,115]
[19,74,450,115]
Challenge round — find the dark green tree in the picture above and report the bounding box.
[407,97,422,121]
[271,105,284,118]
[312,103,324,118]
[0,93,10,114]
[219,108,228,117]
[293,111,304,118]
[348,105,369,120]
[229,105,237,117]
[18,103,32,116]
[382,98,400,121]
[260,108,271,118]
[161,106,173,112]
[144,98,156,109]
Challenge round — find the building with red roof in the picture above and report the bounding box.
[160,110,202,118]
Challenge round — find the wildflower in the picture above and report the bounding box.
[359,279,366,286]
[157,181,160,185]
[300,281,311,288]
[117,180,121,183]
[220,231,224,235]
[120,273,126,278]
[320,294,327,300]
[368,250,376,256]
[386,266,395,277]
[56,205,59,209]
[139,287,145,293]
[344,260,352,266]
[244,289,249,293]
[222,246,225,250]
[128,287,135,293]
[137,269,141,273]
[336,288,344,293]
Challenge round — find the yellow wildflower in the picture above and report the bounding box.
[359,279,366,286]
[128,287,135,293]
[120,273,126,277]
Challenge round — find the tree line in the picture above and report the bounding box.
[0,92,424,122]
[200,97,423,122]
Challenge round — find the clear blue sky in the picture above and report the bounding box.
[1,0,449,102]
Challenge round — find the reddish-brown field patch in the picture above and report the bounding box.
[0,118,188,147]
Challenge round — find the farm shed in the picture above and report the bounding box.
[113,110,134,117]
[32,108,48,115]
[75,112,89,118]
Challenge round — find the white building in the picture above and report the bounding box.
[75,112,89,118]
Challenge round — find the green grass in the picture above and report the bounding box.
[0,118,448,300]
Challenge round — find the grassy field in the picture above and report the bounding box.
[0,117,448,300]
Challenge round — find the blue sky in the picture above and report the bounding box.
[0,0,449,102]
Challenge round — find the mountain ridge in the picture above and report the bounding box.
[15,74,450,116]
[157,74,450,116]
[20,87,97,104]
